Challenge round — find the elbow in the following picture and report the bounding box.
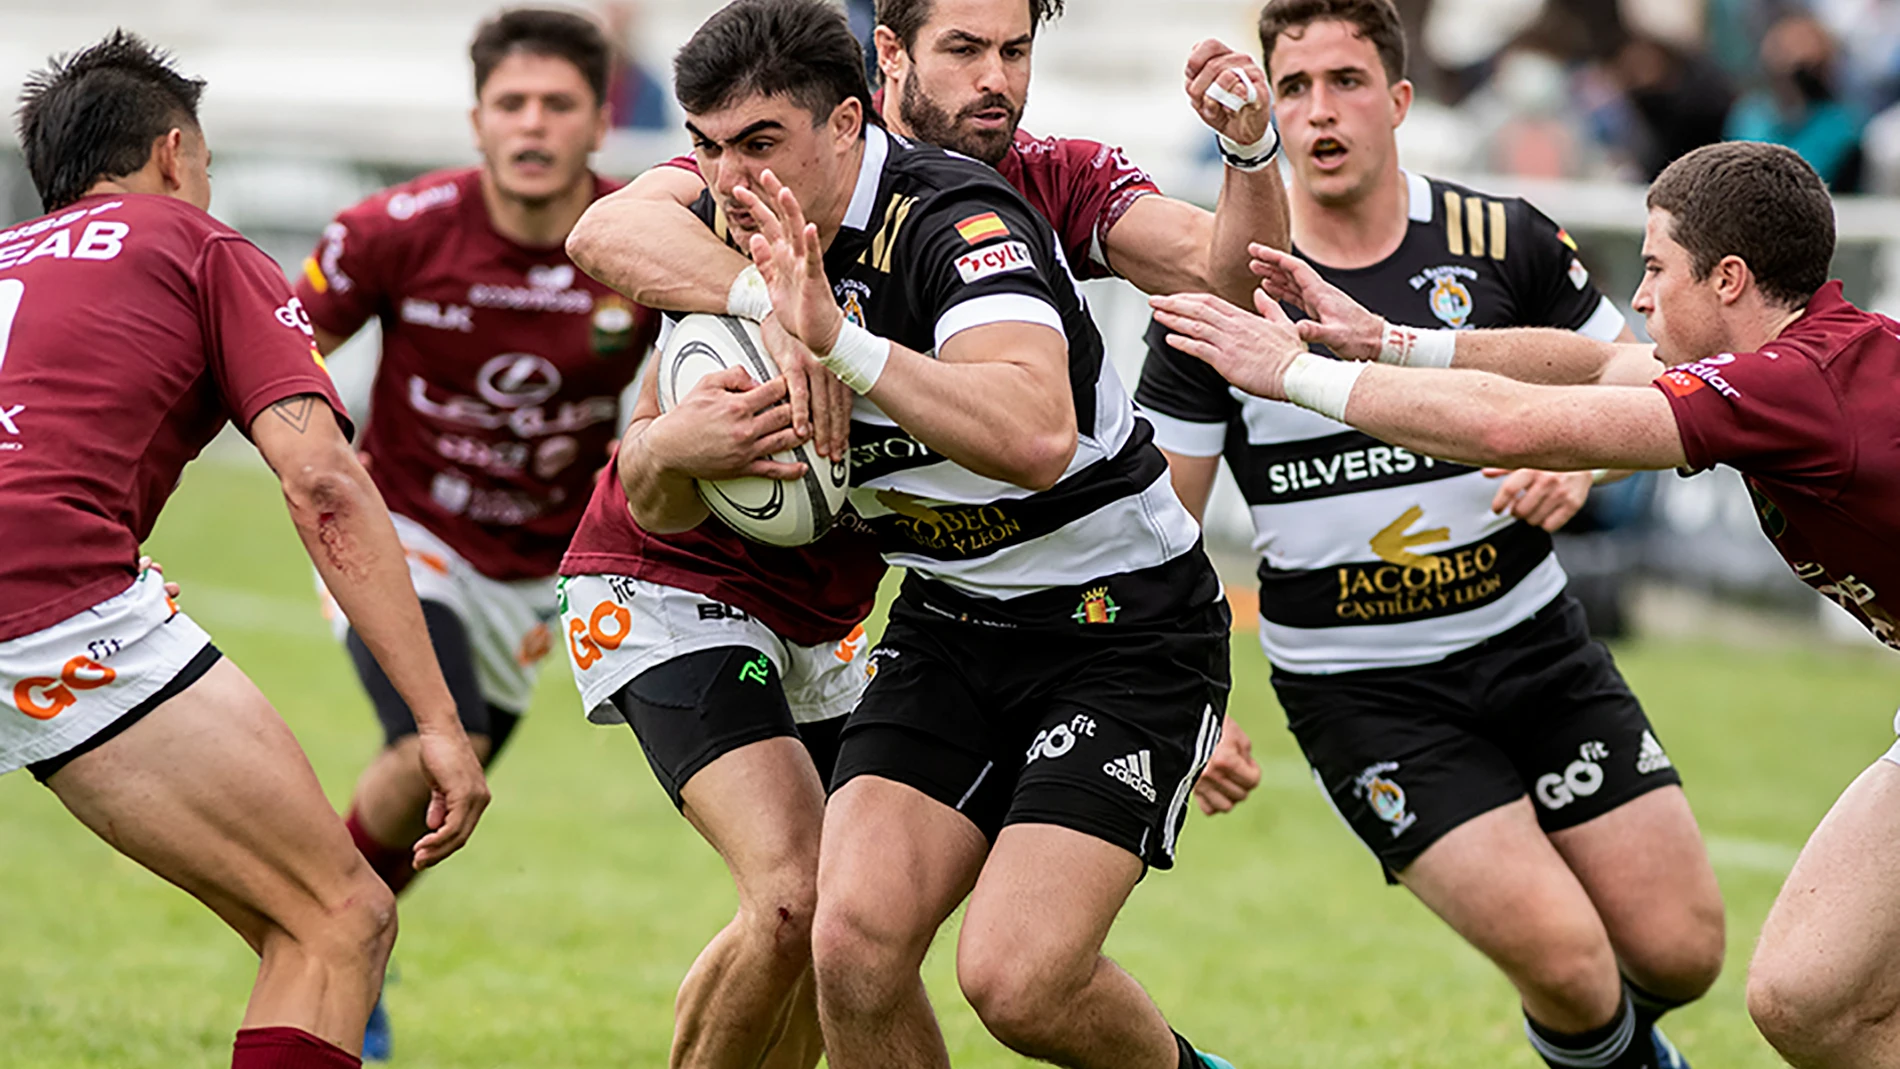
[1010,430,1077,492]
[564,210,608,278]
[281,455,364,522]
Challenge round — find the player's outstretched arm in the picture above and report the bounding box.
[567,165,756,316]
[1151,290,1689,473]
[616,353,808,533]
[1251,244,1664,385]
[250,395,489,868]
[739,173,1076,491]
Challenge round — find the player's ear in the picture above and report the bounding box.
[873,25,907,86]
[830,97,863,148]
[1712,254,1752,306]
[1390,77,1414,127]
[592,97,612,152]
[152,128,184,193]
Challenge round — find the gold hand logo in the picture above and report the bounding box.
[875,489,945,528]
[1370,506,1451,568]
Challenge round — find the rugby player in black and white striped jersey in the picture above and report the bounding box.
[1136,4,1723,1069]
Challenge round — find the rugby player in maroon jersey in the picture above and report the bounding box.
[0,33,487,1069]
[1155,139,1900,1069]
[291,10,658,1059]
[556,2,1286,1067]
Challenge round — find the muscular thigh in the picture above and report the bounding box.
[45,658,373,940]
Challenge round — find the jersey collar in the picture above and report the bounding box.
[842,125,890,233]
[1404,170,1432,224]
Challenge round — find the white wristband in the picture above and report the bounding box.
[817,320,891,395]
[726,264,773,322]
[1377,320,1457,368]
[1217,124,1281,171]
[1282,352,1366,423]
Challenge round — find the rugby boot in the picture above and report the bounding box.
[1197,1051,1240,1069]
[1650,1026,1688,1069]
[362,994,392,1062]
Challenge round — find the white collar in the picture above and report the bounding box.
[841,124,889,232]
[1404,169,1432,223]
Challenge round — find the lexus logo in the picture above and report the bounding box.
[476,353,562,408]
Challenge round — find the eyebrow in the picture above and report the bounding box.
[684,118,787,146]
[1276,64,1370,92]
[940,29,1032,49]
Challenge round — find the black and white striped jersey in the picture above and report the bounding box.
[1137,172,1624,673]
[695,126,1213,627]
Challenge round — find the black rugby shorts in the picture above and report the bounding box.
[1278,594,1682,878]
[831,592,1232,871]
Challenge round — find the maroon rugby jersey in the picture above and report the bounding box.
[1656,281,1900,649]
[0,194,347,642]
[296,168,659,581]
[567,132,1161,641]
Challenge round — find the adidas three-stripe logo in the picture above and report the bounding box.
[1104,749,1157,802]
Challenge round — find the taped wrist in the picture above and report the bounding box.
[1377,320,1457,368]
[817,320,891,394]
[725,265,773,322]
[1282,352,1366,422]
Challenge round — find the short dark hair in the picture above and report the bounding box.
[675,0,881,127]
[1647,141,1835,310]
[15,30,205,213]
[471,8,612,106]
[875,0,1066,51]
[1258,0,1407,86]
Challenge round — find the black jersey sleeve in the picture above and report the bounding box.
[892,187,1068,353]
[1134,315,1236,458]
[1502,198,1623,338]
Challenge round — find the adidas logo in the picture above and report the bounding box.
[1636,730,1672,775]
[1103,749,1157,802]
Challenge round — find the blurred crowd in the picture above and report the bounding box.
[1405,0,1900,190]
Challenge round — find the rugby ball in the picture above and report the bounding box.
[655,313,851,547]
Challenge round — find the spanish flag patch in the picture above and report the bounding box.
[955,212,1010,244]
[1556,228,1578,251]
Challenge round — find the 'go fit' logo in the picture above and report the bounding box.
[568,601,632,671]
[13,657,116,720]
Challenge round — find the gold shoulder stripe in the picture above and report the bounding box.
[1465,196,1486,259]
[1443,191,1464,256]
[712,202,730,243]
[1488,200,1507,261]
[859,194,919,274]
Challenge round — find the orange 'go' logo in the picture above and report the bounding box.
[13,656,118,720]
[567,601,632,671]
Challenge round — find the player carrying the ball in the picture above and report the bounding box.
[1155,139,1900,1069]
[0,32,488,1069]
[556,0,1286,1065]
[291,10,659,1058]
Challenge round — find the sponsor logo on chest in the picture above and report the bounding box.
[466,261,594,314]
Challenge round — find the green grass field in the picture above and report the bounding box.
[5,456,1898,1068]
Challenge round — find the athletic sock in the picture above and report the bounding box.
[344,808,417,896]
[1625,976,1693,1035]
[1525,994,1651,1069]
[232,1026,361,1069]
[1173,1030,1201,1069]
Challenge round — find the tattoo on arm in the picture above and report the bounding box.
[268,395,317,433]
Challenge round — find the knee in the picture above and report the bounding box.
[810,898,925,1005]
[737,877,818,962]
[278,867,398,975]
[1513,933,1623,1020]
[956,950,1072,1056]
[1624,922,1726,1005]
[1747,955,1892,1066]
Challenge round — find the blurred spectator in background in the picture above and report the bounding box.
[1606,32,1735,179]
[1726,12,1864,189]
[847,0,878,85]
[600,2,667,130]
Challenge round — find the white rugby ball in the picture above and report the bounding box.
[655,313,851,547]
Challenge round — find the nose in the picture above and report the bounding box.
[1631,275,1654,315]
[974,49,1008,95]
[1305,82,1338,126]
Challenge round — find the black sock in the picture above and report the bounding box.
[1174,1031,1199,1069]
[1625,976,1693,1036]
[1524,994,1655,1069]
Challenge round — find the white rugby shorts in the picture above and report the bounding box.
[559,573,870,725]
[0,570,214,776]
[317,513,558,714]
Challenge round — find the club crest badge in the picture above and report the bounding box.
[1073,586,1120,625]
[1354,761,1417,836]
[1429,275,1474,329]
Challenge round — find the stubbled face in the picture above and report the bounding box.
[1633,208,1729,365]
[886,0,1032,165]
[471,50,607,207]
[686,93,860,241]
[1267,19,1411,208]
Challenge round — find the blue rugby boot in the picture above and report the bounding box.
[362,993,392,1062]
[1196,1051,1240,1069]
[1650,1025,1688,1069]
